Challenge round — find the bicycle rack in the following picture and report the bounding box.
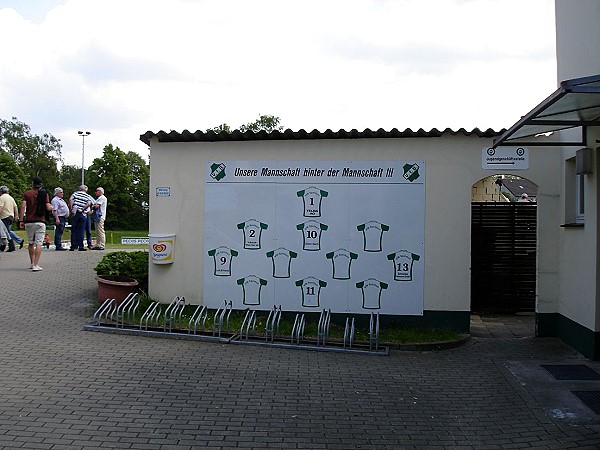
[344,317,355,349]
[92,298,115,326]
[86,300,388,355]
[163,296,185,332]
[188,304,208,334]
[213,300,233,337]
[317,309,331,346]
[265,305,282,342]
[291,313,305,344]
[239,309,257,340]
[115,293,139,328]
[369,312,380,350]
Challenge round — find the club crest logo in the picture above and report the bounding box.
[402,163,420,182]
[210,162,226,181]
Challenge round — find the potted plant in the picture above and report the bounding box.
[94,251,148,304]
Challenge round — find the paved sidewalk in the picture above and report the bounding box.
[1,247,599,449]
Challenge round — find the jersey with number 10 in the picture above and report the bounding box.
[297,220,328,251]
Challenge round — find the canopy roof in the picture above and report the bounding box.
[493,73,600,148]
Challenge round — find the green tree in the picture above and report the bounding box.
[240,114,283,133]
[86,144,149,230]
[207,114,283,134]
[0,117,62,188]
[205,123,232,133]
[57,164,84,198]
[0,150,28,195]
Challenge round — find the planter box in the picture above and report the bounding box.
[97,275,139,305]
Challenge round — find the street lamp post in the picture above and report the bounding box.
[78,131,90,186]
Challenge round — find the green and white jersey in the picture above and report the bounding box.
[325,248,359,280]
[356,278,388,310]
[387,250,420,281]
[266,247,298,278]
[296,186,328,217]
[207,246,239,276]
[237,219,268,250]
[236,275,268,306]
[357,221,390,252]
[295,277,327,308]
[296,220,328,251]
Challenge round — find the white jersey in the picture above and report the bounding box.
[266,247,298,278]
[387,250,420,281]
[356,278,388,310]
[295,277,327,308]
[297,220,328,251]
[325,248,358,280]
[207,246,239,276]
[237,219,268,250]
[297,186,328,217]
[357,221,389,252]
[236,275,268,306]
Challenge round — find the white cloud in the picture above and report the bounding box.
[0,0,557,167]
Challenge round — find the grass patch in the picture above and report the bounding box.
[12,228,150,249]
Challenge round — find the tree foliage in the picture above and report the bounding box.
[86,144,149,230]
[206,114,283,134]
[239,114,283,133]
[0,150,28,195]
[0,117,62,188]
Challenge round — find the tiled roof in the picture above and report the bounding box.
[140,127,504,146]
[501,177,538,198]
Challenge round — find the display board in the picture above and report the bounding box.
[204,160,425,315]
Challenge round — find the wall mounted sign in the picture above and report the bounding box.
[482,147,529,170]
[156,187,171,197]
[203,160,425,315]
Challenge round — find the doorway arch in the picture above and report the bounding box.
[471,175,538,314]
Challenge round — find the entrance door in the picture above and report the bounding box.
[471,202,537,313]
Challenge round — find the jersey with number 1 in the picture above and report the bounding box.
[297,186,328,217]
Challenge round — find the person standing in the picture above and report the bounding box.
[80,185,95,249]
[0,185,24,252]
[20,176,51,271]
[92,187,107,250]
[51,187,69,251]
[69,185,92,251]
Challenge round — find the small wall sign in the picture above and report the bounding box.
[482,147,529,170]
[156,187,171,197]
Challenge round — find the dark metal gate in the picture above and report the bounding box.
[471,202,537,313]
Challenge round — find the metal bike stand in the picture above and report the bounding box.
[317,309,331,346]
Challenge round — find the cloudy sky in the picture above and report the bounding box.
[0,0,557,167]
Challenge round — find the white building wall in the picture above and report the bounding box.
[149,134,560,315]
[555,0,600,330]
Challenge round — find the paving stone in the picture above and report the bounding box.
[1,249,600,448]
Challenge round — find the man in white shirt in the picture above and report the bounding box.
[92,187,107,250]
